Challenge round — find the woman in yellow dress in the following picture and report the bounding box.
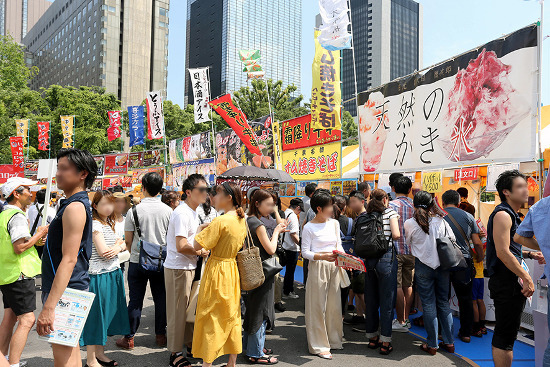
[193,182,247,367]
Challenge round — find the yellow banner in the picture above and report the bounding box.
[282,141,342,181]
[15,119,29,147]
[272,120,283,170]
[311,30,341,131]
[421,171,443,193]
[60,115,74,148]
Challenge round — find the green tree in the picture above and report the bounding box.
[341,109,358,146]
[0,35,38,91]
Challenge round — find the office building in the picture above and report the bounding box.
[22,0,169,108]
[185,0,301,106]
[342,0,423,115]
[0,0,52,43]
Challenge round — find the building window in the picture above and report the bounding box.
[159,8,168,17]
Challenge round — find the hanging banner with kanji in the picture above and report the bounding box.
[37,122,50,151]
[311,30,341,131]
[209,94,261,155]
[188,68,211,124]
[357,24,538,173]
[9,137,24,172]
[272,120,283,170]
[128,105,145,147]
[281,114,341,151]
[15,119,29,147]
[318,0,352,51]
[146,91,165,140]
[282,141,342,181]
[107,111,122,141]
[60,115,74,148]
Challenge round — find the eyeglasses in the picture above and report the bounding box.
[192,186,209,193]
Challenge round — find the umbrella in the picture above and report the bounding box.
[219,165,272,180]
[265,169,295,183]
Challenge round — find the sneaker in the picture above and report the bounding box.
[392,319,409,333]
[352,324,366,333]
[274,302,286,312]
[282,292,299,299]
[404,319,412,329]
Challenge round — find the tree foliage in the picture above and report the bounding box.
[0,35,38,91]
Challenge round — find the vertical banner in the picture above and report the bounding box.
[107,111,122,141]
[128,105,145,147]
[311,30,341,131]
[15,119,29,147]
[146,91,165,140]
[37,122,50,151]
[9,137,24,172]
[318,0,352,51]
[60,116,74,148]
[272,120,283,170]
[209,94,261,155]
[188,68,212,123]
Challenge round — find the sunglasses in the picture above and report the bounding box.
[192,186,209,193]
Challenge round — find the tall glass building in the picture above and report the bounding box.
[185,0,301,106]
[342,0,422,115]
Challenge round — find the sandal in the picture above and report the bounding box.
[438,342,455,353]
[249,356,278,364]
[169,353,191,367]
[420,343,437,356]
[263,348,273,355]
[379,343,393,355]
[317,353,333,360]
[368,337,381,349]
[96,358,118,367]
[471,328,483,338]
[458,334,470,343]
[481,326,487,335]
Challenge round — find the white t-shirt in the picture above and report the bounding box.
[115,217,125,239]
[404,216,455,269]
[282,208,300,251]
[90,220,120,275]
[164,202,200,270]
[301,219,344,261]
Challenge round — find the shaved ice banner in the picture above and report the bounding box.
[357,24,538,173]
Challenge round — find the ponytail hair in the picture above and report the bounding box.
[366,189,387,214]
[333,195,346,220]
[413,190,436,234]
[219,181,245,218]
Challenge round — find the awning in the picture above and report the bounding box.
[342,144,359,179]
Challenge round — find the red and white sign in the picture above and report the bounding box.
[0,165,24,183]
[107,111,122,141]
[454,167,478,181]
[333,250,366,272]
[37,122,50,151]
[9,137,24,172]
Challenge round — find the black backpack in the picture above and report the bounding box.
[354,211,389,259]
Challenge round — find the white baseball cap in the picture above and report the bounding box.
[1,177,38,198]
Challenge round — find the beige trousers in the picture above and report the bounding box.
[305,260,343,354]
[165,267,195,353]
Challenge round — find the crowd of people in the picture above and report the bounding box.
[0,148,548,367]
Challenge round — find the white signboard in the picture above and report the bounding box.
[188,67,211,124]
[486,163,520,192]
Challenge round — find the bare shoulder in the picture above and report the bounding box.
[62,201,87,223]
[494,210,512,224]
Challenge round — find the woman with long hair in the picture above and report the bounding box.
[362,189,400,355]
[333,195,354,316]
[302,189,346,360]
[404,191,455,355]
[192,182,247,367]
[161,190,180,210]
[196,193,218,224]
[242,189,286,364]
[80,190,130,367]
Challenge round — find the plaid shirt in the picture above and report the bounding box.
[389,196,414,255]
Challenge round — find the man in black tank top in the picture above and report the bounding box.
[36,149,97,367]
[485,170,534,367]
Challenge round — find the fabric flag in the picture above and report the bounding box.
[9,137,24,172]
[37,122,50,151]
[188,68,212,124]
[209,94,261,155]
[247,71,266,80]
[128,106,145,147]
[146,91,165,140]
[15,119,29,147]
[318,0,352,51]
[239,49,263,73]
[107,111,122,141]
[311,30,342,131]
[60,115,74,148]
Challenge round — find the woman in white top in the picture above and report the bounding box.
[404,191,455,356]
[112,192,130,269]
[80,190,130,367]
[302,189,346,360]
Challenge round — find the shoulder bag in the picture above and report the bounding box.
[237,221,265,291]
[186,257,205,323]
[132,206,167,272]
[277,212,291,266]
[436,219,467,271]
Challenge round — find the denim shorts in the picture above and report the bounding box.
[472,278,484,300]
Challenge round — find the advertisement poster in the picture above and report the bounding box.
[129,152,143,169]
[24,160,39,178]
[103,175,132,188]
[170,132,212,164]
[330,181,343,195]
[0,165,24,183]
[93,156,104,176]
[131,167,165,185]
[357,24,538,173]
[282,142,342,181]
[281,114,341,151]
[342,180,357,195]
[486,163,520,192]
[91,179,102,191]
[317,180,331,190]
[421,171,443,193]
[454,167,479,182]
[278,183,297,197]
[142,150,162,166]
[38,288,95,347]
[104,154,128,175]
[172,158,216,189]
[296,181,315,197]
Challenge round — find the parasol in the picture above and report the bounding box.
[218,165,273,180]
[265,169,295,183]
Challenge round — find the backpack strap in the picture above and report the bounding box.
[30,204,44,235]
[346,217,353,237]
[132,205,142,239]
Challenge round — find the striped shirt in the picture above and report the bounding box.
[89,220,120,275]
[389,196,414,255]
[382,208,399,247]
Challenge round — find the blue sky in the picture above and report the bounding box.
[167,0,550,107]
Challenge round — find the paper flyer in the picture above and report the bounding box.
[38,288,95,347]
[333,250,366,272]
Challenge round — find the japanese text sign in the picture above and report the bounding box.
[282,141,342,180]
[128,105,145,146]
[421,171,442,193]
[453,167,478,181]
[281,114,341,151]
[357,24,538,173]
[9,137,24,171]
[107,111,122,141]
[188,68,211,123]
[146,91,165,140]
[37,122,50,151]
[104,154,128,175]
[15,119,29,147]
[0,164,24,183]
[60,116,74,148]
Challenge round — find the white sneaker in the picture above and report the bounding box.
[404,319,412,329]
[283,292,299,299]
[391,319,409,333]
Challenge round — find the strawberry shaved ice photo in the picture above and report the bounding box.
[438,49,529,162]
[358,91,390,172]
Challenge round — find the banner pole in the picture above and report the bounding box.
[537,3,544,199]
[41,159,54,227]
[48,121,51,159]
[120,110,124,153]
[73,115,76,148]
[26,120,30,161]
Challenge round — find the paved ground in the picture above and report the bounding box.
[3,278,472,366]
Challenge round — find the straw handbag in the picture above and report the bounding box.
[237,221,265,291]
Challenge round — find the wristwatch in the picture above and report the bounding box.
[527,251,533,259]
